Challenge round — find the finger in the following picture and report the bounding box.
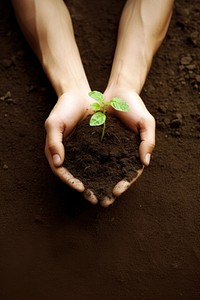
[83,189,98,205]
[44,93,86,168]
[56,166,85,192]
[139,115,156,166]
[112,168,144,197]
[45,146,85,192]
[100,196,116,208]
[45,116,65,167]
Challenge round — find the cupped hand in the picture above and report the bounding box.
[44,88,155,208]
[44,90,100,205]
[99,87,155,207]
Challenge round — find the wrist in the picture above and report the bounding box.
[42,62,90,97]
[107,56,150,95]
[104,83,139,102]
[106,71,145,95]
[51,74,90,97]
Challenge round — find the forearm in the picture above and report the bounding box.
[11,0,89,96]
[107,0,174,94]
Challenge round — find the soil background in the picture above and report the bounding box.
[0,0,200,299]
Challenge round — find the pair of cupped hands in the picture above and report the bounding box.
[44,87,155,207]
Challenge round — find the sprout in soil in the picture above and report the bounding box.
[89,90,129,141]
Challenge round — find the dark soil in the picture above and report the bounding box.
[63,115,142,200]
[0,0,200,299]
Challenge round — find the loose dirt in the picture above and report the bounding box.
[63,115,142,201]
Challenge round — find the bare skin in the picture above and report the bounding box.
[11,0,174,207]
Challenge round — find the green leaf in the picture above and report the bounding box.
[89,112,106,126]
[110,97,129,112]
[90,103,101,111]
[89,91,105,103]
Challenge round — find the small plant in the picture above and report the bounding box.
[89,90,129,141]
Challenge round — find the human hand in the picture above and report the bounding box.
[44,88,155,208]
[99,87,155,207]
[45,91,101,205]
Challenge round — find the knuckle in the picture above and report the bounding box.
[146,138,156,152]
[47,142,58,154]
[146,114,156,126]
[44,115,58,131]
[139,114,156,130]
[44,117,52,131]
[149,141,156,150]
[45,135,58,155]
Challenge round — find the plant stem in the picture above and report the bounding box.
[101,121,106,141]
[100,103,106,141]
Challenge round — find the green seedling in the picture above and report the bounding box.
[89,90,129,141]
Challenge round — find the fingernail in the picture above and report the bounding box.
[52,154,61,166]
[145,153,151,166]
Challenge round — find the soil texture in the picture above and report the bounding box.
[0,0,200,299]
[63,115,142,200]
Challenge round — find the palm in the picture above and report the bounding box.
[44,91,99,203]
[47,91,92,138]
[104,88,155,158]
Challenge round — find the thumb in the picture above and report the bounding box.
[139,116,156,166]
[45,117,65,168]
